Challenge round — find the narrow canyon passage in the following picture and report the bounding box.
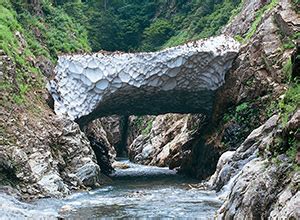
[1,0,299,219]
[0,159,222,219]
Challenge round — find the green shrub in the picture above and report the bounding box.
[244,0,278,40]
[0,0,90,106]
[236,102,249,113]
[283,58,293,82]
[163,0,242,48]
[141,19,174,51]
[279,83,300,125]
[142,119,154,135]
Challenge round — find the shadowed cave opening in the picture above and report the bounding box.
[84,112,220,181]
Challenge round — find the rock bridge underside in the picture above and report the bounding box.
[49,35,240,125]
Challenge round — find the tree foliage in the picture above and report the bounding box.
[6,0,242,53]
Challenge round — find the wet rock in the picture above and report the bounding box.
[209,114,279,191]
[218,159,292,219]
[213,110,300,219]
[75,162,101,187]
[60,204,75,213]
[112,161,130,169]
[83,118,117,170]
[56,119,102,189]
[99,116,125,154]
[0,109,102,199]
[88,136,113,175]
[207,151,235,189]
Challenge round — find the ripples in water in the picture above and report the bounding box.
[0,159,222,219]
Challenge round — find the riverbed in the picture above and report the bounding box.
[0,159,222,219]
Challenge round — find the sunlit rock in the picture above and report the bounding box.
[50,35,240,125]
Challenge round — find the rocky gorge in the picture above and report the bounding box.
[0,0,299,219]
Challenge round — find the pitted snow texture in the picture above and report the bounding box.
[50,35,240,122]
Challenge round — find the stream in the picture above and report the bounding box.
[0,159,222,219]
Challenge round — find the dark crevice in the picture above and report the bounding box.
[87,136,114,175]
[116,115,129,157]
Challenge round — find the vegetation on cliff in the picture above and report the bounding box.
[6,0,243,53]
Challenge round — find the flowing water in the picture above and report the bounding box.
[0,159,222,219]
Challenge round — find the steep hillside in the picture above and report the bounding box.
[49,0,243,51]
[0,0,98,199]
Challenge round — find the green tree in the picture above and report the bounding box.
[141,19,174,51]
[87,11,124,51]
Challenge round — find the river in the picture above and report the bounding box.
[0,159,222,219]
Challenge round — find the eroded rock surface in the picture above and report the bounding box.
[50,35,239,125]
[0,114,101,200]
[222,0,268,37]
[1,35,102,200]
[209,114,279,191]
[211,110,300,219]
[83,119,116,175]
[202,1,300,218]
[128,114,205,168]
[216,0,300,116]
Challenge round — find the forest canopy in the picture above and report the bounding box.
[7,0,242,53]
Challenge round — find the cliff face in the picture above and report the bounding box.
[128,114,204,167]
[210,109,300,219]
[0,1,114,200]
[211,0,300,218]
[0,52,103,200]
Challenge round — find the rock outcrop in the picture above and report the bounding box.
[174,0,300,180]
[223,0,269,37]
[50,35,240,125]
[216,0,300,113]
[205,1,300,218]
[127,115,156,148]
[0,113,102,200]
[128,114,204,168]
[1,48,102,200]
[209,115,279,191]
[211,110,300,219]
[82,116,133,173]
[98,116,128,157]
